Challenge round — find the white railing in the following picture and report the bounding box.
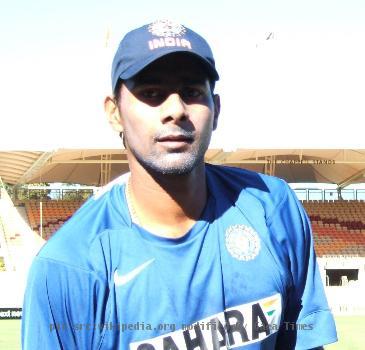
[325,285,365,315]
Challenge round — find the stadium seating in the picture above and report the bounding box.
[24,200,84,240]
[23,199,365,256]
[302,200,365,256]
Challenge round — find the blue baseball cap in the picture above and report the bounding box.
[111,20,219,92]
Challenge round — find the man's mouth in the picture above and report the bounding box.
[157,134,193,143]
[156,133,194,149]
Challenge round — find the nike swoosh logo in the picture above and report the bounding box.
[114,258,155,286]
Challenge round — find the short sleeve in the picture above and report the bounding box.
[21,257,109,350]
[267,185,337,349]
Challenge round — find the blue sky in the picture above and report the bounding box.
[1,0,365,149]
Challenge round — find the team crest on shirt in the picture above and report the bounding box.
[225,225,261,261]
[148,19,186,37]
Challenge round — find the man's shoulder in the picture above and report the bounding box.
[36,174,130,268]
[206,164,289,205]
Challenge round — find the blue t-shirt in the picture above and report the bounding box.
[21,165,337,349]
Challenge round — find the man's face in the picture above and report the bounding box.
[115,53,220,176]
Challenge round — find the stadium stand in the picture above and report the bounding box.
[302,200,365,257]
[24,200,84,239]
[301,199,365,315]
[19,195,365,259]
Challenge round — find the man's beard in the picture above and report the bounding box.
[129,144,206,176]
[125,130,211,176]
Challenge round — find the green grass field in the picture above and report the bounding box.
[325,316,365,350]
[0,319,20,350]
[1,316,364,349]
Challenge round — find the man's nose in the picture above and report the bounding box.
[160,93,188,123]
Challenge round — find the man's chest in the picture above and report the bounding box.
[101,216,288,349]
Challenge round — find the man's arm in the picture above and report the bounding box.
[22,257,108,350]
[269,184,337,349]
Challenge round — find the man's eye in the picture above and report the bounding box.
[141,89,162,99]
[183,88,203,99]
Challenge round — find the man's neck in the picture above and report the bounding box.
[127,162,208,239]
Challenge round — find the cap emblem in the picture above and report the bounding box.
[148,19,186,38]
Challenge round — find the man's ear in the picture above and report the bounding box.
[213,94,220,130]
[104,95,123,132]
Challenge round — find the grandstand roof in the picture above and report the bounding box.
[1,149,365,187]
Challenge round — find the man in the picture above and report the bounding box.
[22,20,337,349]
